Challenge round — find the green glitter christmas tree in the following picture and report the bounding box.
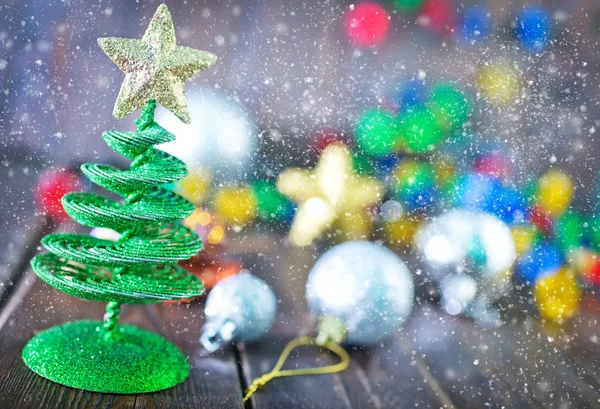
[22,4,217,394]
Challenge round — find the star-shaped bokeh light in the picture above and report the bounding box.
[277,145,384,247]
[98,4,217,123]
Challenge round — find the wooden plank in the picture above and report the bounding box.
[0,217,54,304]
[0,274,136,409]
[0,272,244,409]
[135,301,245,409]
[404,306,541,409]
[239,335,353,409]
[448,306,600,409]
[534,294,600,387]
[493,311,600,408]
[443,316,546,409]
[236,241,453,409]
[348,341,454,409]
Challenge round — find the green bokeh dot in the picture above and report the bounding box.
[252,180,294,222]
[588,217,600,251]
[554,211,584,253]
[392,0,424,12]
[428,83,471,131]
[352,151,375,175]
[394,161,436,194]
[398,107,444,153]
[355,109,400,157]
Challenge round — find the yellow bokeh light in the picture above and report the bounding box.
[477,63,520,105]
[384,215,423,248]
[511,225,537,255]
[534,267,580,323]
[178,168,212,204]
[536,169,574,218]
[213,186,258,225]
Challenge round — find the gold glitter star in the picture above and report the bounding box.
[277,145,384,247]
[98,4,217,123]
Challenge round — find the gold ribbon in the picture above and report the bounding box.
[243,336,350,402]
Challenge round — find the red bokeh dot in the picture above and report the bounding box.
[313,128,347,154]
[528,205,552,236]
[419,0,454,33]
[472,153,512,180]
[35,168,81,220]
[344,3,390,47]
[583,257,600,286]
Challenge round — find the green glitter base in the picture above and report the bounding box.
[22,320,189,394]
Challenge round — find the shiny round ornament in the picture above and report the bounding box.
[344,3,390,47]
[486,183,527,225]
[380,200,404,223]
[572,248,600,286]
[392,0,424,12]
[588,218,600,251]
[201,272,277,352]
[472,151,512,180]
[177,167,212,204]
[395,79,427,112]
[306,241,414,345]
[252,180,295,223]
[511,225,537,256]
[451,173,495,209]
[534,267,580,323]
[415,210,516,324]
[553,211,584,254]
[35,168,81,221]
[383,213,423,248]
[418,0,454,33]
[528,205,553,236]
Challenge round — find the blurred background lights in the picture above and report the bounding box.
[157,88,257,184]
[380,200,404,222]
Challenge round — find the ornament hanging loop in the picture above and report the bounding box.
[242,336,350,402]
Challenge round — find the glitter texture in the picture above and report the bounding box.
[22,321,189,394]
[23,4,218,393]
[24,101,205,393]
[32,100,204,305]
[98,4,217,123]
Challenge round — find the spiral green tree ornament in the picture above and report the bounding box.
[22,4,218,394]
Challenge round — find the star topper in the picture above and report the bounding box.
[277,145,384,247]
[98,4,217,123]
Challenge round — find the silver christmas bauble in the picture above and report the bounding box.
[415,209,516,325]
[306,241,414,346]
[201,271,277,352]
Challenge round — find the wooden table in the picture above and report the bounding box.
[1,221,600,409]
